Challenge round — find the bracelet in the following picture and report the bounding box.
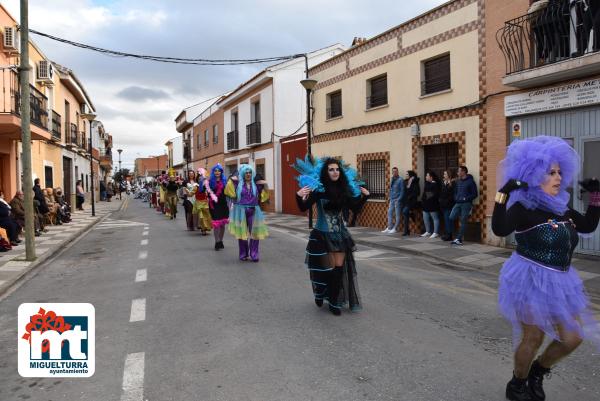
[590,192,600,207]
[495,192,508,204]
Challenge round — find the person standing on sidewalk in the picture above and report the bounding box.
[439,170,455,241]
[491,136,600,401]
[75,180,85,211]
[382,167,405,234]
[421,171,441,238]
[401,170,420,236]
[294,156,369,316]
[448,166,478,245]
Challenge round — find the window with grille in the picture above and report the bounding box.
[366,75,387,109]
[255,163,265,180]
[213,124,218,144]
[327,90,342,119]
[422,53,451,96]
[361,159,386,200]
[44,166,53,189]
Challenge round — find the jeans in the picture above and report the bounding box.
[402,206,412,234]
[422,210,440,234]
[386,198,402,230]
[441,207,452,236]
[448,202,472,240]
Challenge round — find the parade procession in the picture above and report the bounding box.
[1,1,600,400]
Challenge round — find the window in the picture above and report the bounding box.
[326,90,342,119]
[85,174,89,192]
[251,101,260,123]
[204,129,209,146]
[44,166,53,189]
[366,74,387,109]
[422,53,451,96]
[213,124,218,144]
[361,159,386,200]
[197,133,201,150]
[231,112,239,132]
[255,163,265,179]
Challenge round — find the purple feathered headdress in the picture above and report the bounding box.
[498,135,579,215]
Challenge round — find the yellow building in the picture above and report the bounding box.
[309,0,484,240]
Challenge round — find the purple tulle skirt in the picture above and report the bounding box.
[498,253,600,350]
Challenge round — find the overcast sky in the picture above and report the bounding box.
[3,0,447,169]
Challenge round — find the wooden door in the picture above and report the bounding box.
[424,142,458,180]
[281,136,307,215]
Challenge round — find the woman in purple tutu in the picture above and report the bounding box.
[492,136,600,401]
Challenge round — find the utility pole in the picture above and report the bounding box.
[19,0,35,260]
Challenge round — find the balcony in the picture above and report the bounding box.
[99,154,113,168]
[246,121,261,146]
[67,123,78,147]
[0,69,51,140]
[227,130,239,151]
[51,110,61,141]
[497,1,600,88]
[79,131,88,150]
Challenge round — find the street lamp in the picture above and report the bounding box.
[300,76,318,229]
[117,149,123,176]
[82,112,97,217]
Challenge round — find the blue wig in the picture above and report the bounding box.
[499,135,579,215]
[293,155,364,197]
[209,163,226,190]
[236,164,257,201]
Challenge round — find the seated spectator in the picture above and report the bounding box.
[53,188,71,223]
[9,191,25,231]
[0,190,21,246]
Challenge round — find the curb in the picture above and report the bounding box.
[268,222,502,273]
[0,210,115,300]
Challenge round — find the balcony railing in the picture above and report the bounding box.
[366,94,387,109]
[246,121,261,146]
[51,110,61,141]
[497,1,600,75]
[0,69,49,130]
[79,131,88,150]
[227,130,239,151]
[99,154,113,167]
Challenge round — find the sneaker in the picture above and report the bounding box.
[381,228,390,233]
[429,233,439,239]
[420,232,431,237]
[387,228,397,234]
[451,238,463,245]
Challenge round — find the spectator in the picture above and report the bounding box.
[421,171,440,238]
[439,170,456,241]
[382,167,405,233]
[33,178,49,215]
[99,180,107,201]
[106,181,114,202]
[401,170,420,236]
[9,191,25,232]
[0,190,20,246]
[76,180,85,210]
[449,165,478,245]
[53,188,71,223]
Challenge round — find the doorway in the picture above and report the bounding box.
[63,156,72,206]
[424,142,459,180]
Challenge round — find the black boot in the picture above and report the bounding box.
[315,299,323,307]
[214,242,220,251]
[506,375,534,401]
[528,360,550,401]
[218,241,224,249]
[328,267,343,316]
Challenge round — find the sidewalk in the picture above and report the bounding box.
[266,212,600,278]
[0,198,124,297]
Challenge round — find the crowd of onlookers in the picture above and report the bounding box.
[0,178,73,251]
[382,165,478,245]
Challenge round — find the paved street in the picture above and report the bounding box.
[0,196,599,401]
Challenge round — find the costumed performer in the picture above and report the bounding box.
[207,163,229,250]
[294,156,369,316]
[492,135,600,401]
[224,164,269,261]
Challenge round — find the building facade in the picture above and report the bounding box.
[134,154,169,180]
[191,99,224,173]
[309,0,484,240]
[218,44,346,213]
[490,0,600,255]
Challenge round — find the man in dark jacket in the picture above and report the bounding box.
[448,165,478,245]
[33,178,49,214]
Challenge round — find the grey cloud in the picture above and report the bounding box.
[116,86,171,102]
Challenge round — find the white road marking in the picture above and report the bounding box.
[120,352,145,401]
[129,298,146,322]
[138,250,147,260]
[142,231,148,236]
[135,269,147,282]
[140,239,148,246]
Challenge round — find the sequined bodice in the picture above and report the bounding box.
[515,221,578,270]
[315,199,346,234]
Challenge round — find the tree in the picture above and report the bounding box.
[113,168,130,183]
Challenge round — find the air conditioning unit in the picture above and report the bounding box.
[3,26,19,52]
[36,60,54,84]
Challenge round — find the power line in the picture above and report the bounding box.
[29,29,300,66]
